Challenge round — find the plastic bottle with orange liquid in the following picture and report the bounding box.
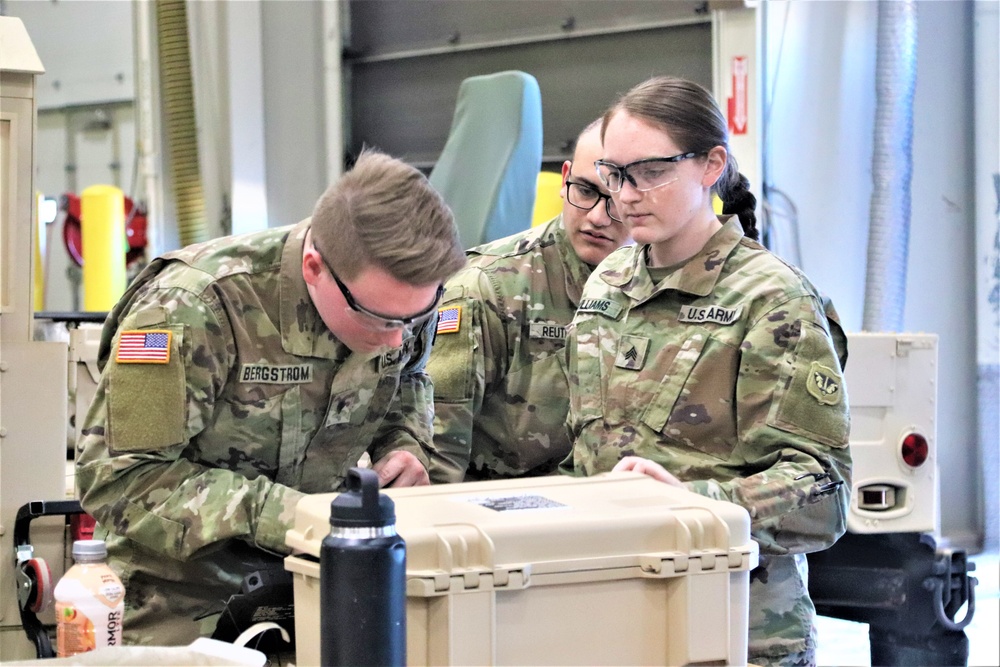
[53,539,124,657]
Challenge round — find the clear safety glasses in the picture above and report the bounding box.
[594,152,702,193]
[321,254,443,330]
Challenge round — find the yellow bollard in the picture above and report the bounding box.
[34,192,45,311]
[81,185,127,312]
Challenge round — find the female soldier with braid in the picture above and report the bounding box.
[562,76,851,667]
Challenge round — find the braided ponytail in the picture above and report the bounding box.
[718,167,759,241]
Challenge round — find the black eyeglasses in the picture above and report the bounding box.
[595,152,703,193]
[565,178,623,223]
[320,253,444,330]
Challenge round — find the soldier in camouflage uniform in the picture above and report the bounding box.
[562,77,851,667]
[76,150,466,645]
[427,122,632,482]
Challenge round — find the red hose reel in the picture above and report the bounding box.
[60,192,148,268]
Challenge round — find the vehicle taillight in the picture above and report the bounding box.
[901,432,929,468]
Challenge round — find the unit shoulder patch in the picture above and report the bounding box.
[116,330,172,364]
[807,361,842,405]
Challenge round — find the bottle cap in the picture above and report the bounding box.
[330,467,396,528]
[72,539,107,560]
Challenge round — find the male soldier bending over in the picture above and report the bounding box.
[77,150,466,644]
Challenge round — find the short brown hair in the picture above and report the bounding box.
[311,149,466,284]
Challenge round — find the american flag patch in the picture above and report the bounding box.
[116,330,172,364]
[436,306,461,334]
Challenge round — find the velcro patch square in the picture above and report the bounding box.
[615,335,650,370]
[116,330,172,364]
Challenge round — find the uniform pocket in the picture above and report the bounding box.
[567,324,604,430]
[769,320,850,448]
[639,333,707,432]
[275,386,305,485]
[427,297,478,401]
[639,331,740,461]
[206,383,287,477]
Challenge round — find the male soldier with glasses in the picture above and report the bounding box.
[426,120,632,483]
[76,149,466,645]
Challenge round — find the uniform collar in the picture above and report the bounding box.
[602,217,744,302]
[279,218,351,360]
[552,214,594,306]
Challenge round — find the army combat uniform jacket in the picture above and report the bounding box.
[76,219,435,645]
[564,219,851,664]
[427,216,593,482]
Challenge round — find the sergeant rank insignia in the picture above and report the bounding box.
[436,306,461,334]
[116,330,171,364]
[615,335,649,370]
[807,361,841,405]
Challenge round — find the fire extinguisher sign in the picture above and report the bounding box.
[728,56,749,135]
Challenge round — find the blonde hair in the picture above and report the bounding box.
[311,149,466,284]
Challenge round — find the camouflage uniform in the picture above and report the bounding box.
[427,216,592,482]
[563,218,851,667]
[76,219,435,645]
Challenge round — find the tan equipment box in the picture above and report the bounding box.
[285,473,758,666]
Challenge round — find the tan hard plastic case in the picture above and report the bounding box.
[286,472,758,666]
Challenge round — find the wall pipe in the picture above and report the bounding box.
[974,0,999,552]
[322,0,345,184]
[133,0,165,257]
[862,0,917,332]
[156,0,209,246]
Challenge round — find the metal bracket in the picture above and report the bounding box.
[923,549,977,631]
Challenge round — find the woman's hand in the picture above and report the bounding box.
[613,456,685,488]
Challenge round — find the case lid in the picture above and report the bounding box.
[288,473,757,592]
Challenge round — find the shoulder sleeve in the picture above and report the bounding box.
[425,268,506,483]
[77,285,297,558]
[689,294,852,556]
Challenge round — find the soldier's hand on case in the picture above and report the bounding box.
[372,450,430,487]
[613,456,685,488]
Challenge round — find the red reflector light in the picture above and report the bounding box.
[901,433,929,467]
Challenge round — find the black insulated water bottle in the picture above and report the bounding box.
[320,467,406,667]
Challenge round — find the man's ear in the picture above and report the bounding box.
[702,146,728,188]
[560,160,572,200]
[302,245,324,287]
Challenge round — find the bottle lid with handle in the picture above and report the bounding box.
[330,467,396,528]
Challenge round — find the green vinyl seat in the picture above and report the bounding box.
[429,71,543,249]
